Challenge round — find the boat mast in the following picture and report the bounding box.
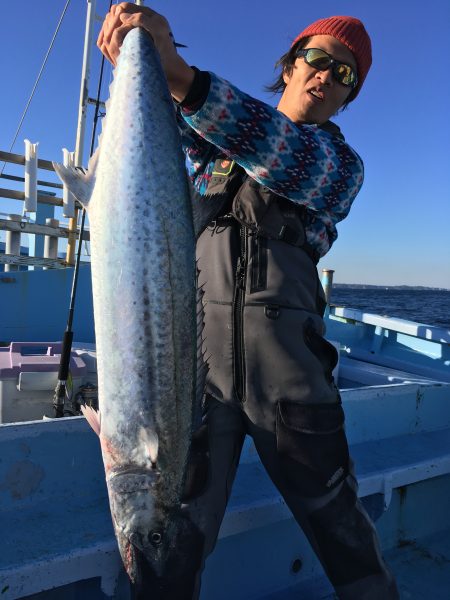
[75,0,98,167]
[66,0,97,265]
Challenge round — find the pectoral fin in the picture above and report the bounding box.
[81,404,101,436]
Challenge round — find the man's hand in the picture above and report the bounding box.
[97,3,194,102]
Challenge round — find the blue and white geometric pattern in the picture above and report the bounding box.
[178,73,364,257]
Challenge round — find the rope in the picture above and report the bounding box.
[0,0,72,177]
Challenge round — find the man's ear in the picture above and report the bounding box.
[282,68,291,86]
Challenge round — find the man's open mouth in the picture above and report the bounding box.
[308,89,324,101]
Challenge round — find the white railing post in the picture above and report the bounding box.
[5,214,22,272]
[44,218,60,269]
[24,140,38,214]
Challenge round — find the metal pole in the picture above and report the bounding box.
[66,0,97,265]
[74,0,97,167]
[321,269,335,304]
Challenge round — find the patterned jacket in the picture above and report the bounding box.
[177,71,364,258]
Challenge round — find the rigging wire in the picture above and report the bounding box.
[0,0,72,177]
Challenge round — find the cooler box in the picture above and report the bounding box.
[0,342,87,423]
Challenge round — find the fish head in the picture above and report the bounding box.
[107,469,160,570]
[108,471,204,596]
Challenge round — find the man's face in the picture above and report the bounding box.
[277,34,357,125]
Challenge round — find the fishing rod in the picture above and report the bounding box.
[53,0,112,417]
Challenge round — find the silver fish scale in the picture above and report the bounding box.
[88,29,196,513]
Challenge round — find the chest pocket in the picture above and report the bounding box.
[205,158,245,198]
[192,158,246,238]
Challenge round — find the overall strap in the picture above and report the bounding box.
[232,177,320,264]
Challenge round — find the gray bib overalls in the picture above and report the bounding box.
[179,158,399,600]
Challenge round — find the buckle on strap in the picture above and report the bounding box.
[264,304,280,319]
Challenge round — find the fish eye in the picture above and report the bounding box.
[151,531,162,545]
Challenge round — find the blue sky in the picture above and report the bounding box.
[1,0,449,288]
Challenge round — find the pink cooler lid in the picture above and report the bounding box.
[0,342,87,378]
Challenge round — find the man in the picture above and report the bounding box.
[99,5,399,599]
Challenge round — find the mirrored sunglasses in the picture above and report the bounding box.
[295,47,358,88]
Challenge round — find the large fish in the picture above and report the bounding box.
[54,27,205,598]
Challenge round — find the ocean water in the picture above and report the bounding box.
[330,288,450,330]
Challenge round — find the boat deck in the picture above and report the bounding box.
[1,332,449,600]
[258,528,450,599]
[0,369,449,599]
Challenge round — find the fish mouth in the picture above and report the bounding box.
[127,513,205,599]
[132,550,201,600]
[132,550,167,600]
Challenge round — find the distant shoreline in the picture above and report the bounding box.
[333,284,450,292]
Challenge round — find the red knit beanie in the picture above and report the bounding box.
[292,16,372,98]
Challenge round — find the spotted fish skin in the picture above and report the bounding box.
[54,28,202,597]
